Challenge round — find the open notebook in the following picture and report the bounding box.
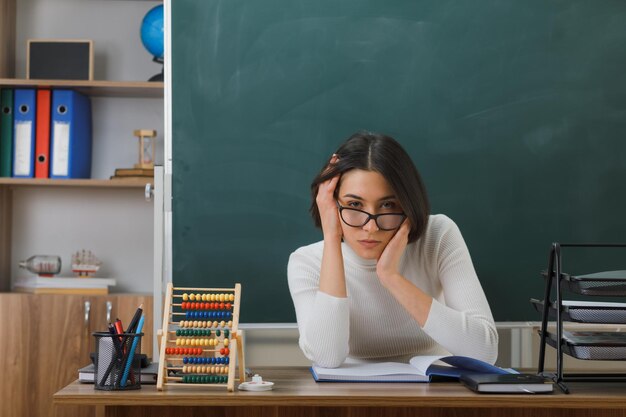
[310,355,515,383]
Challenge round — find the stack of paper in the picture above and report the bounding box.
[13,276,116,294]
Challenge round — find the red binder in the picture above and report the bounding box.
[35,89,51,178]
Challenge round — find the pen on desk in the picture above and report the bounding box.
[120,315,145,387]
[108,323,124,357]
[114,318,124,338]
[126,304,143,334]
[125,304,143,384]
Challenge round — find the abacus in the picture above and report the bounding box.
[157,283,246,391]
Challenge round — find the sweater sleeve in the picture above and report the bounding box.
[421,218,499,364]
[287,247,350,367]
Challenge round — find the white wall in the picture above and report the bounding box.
[11,187,155,293]
[16,0,162,82]
[241,324,520,368]
[242,323,626,371]
[12,0,164,293]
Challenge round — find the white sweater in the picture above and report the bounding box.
[287,214,498,368]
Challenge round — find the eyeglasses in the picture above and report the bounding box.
[336,202,406,231]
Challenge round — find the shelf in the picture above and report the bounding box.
[544,330,626,360]
[0,79,163,98]
[0,178,152,188]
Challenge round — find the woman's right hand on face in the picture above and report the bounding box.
[316,155,342,242]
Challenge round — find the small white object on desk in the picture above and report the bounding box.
[238,374,274,391]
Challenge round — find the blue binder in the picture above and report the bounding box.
[50,89,92,179]
[12,89,36,178]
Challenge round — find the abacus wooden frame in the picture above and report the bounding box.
[157,283,246,391]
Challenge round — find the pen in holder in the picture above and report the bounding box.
[93,331,143,390]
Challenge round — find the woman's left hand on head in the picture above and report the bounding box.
[376,220,410,284]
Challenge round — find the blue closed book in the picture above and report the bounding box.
[12,89,36,178]
[50,89,92,179]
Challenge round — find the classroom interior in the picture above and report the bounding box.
[1,0,626,416]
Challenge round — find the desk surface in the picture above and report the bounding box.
[54,367,626,409]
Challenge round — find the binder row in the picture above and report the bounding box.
[0,88,92,179]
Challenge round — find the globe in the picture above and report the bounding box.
[140,5,164,59]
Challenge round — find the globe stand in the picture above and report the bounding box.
[149,56,164,82]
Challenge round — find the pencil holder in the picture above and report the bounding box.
[93,332,143,391]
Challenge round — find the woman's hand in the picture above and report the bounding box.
[376,220,410,284]
[316,155,342,242]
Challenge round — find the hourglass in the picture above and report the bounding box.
[134,129,157,169]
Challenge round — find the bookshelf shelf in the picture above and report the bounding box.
[0,1,162,415]
[0,78,163,98]
[0,178,152,188]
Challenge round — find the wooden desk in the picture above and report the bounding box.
[54,367,626,417]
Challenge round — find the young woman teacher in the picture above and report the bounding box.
[288,131,498,368]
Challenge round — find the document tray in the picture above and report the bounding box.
[543,330,626,360]
[541,270,626,296]
[530,299,626,324]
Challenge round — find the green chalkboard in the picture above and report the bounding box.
[172,0,626,322]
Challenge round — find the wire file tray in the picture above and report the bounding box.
[534,243,626,393]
